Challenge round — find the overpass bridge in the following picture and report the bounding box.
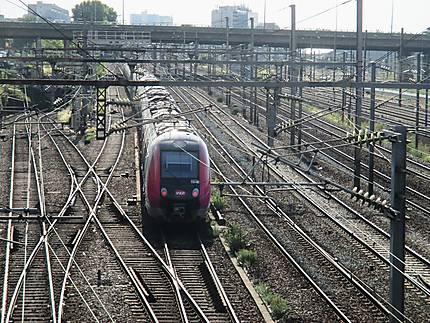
[1,22,430,53]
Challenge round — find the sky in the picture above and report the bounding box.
[1,0,429,33]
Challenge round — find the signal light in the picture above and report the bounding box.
[192,188,199,198]
[161,188,168,198]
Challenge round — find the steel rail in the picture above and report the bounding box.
[299,88,430,173]
[179,86,420,322]
[20,118,33,322]
[55,112,124,322]
[32,119,57,322]
[171,87,352,321]
[6,118,58,321]
[41,121,117,322]
[1,122,17,323]
[194,87,430,292]
[197,235,240,323]
[231,80,430,184]
[0,121,79,323]
[161,232,190,323]
[202,87,430,298]
[192,70,430,181]
[16,107,117,321]
[52,106,209,322]
[227,86,430,217]
[5,116,69,322]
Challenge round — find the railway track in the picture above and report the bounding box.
[170,85,430,322]
[171,87,385,321]
[41,86,221,322]
[222,83,430,220]
[159,226,239,323]
[0,118,54,322]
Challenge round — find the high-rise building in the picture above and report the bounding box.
[28,1,70,23]
[130,11,173,26]
[211,5,258,28]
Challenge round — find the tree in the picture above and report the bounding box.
[19,14,38,22]
[72,1,117,23]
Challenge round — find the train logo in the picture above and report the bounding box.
[175,190,187,197]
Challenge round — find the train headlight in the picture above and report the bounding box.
[192,188,199,198]
[161,188,168,198]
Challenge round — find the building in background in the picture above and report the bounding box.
[130,11,173,26]
[0,15,4,21]
[256,22,280,30]
[211,5,258,28]
[28,1,70,23]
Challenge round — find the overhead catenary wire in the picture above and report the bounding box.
[7,0,122,80]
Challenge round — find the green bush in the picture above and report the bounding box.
[225,224,247,254]
[216,97,223,103]
[255,283,289,320]
[84,127,96,144]
[231,107,240,115]
[211,191,225,211]
[236,249,257,269]
[270,294,289,320]
[205,221,220,238]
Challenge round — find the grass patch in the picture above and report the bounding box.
[305,104,385,133]
[84,127,96,144]
[255,282,289,320]
[205,221,220,238]
[225,224,247,254]
[236,249,257,269]
[406,137,430,162]
[96,64,107,78]
[57,108,71,124]
[211,191,226,211]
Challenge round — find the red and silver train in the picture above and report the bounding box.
[136,69,211,222]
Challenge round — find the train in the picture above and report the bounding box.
[134,67,211,222]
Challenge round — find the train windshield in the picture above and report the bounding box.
[161,151,198,179]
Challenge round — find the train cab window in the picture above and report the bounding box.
[161,151,198,179]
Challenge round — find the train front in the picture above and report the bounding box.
[145,130,211,222]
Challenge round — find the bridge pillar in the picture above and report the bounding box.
[63,39,70,58]
[71,97,82,132]
[35,37,43,78]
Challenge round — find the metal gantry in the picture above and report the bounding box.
[96,87,107,140]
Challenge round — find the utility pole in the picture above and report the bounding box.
[368,62,376,195]
[342,51,347,121]
[389,125,407,323]
[399,28,404,107]
[122,0,125,25]
[267,87,280,147]
[354,0,363,189]
[289,4,297,146]
[250,17,256,124]
[298,52,303,148]
[263,0,267,30]
[333,0,338,102]
[225,17,231,106]
[415,53,421,149]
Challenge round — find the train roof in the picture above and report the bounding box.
[137,70,194,137]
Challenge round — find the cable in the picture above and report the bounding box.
[7,0,122,80]
[297,0,354,24]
